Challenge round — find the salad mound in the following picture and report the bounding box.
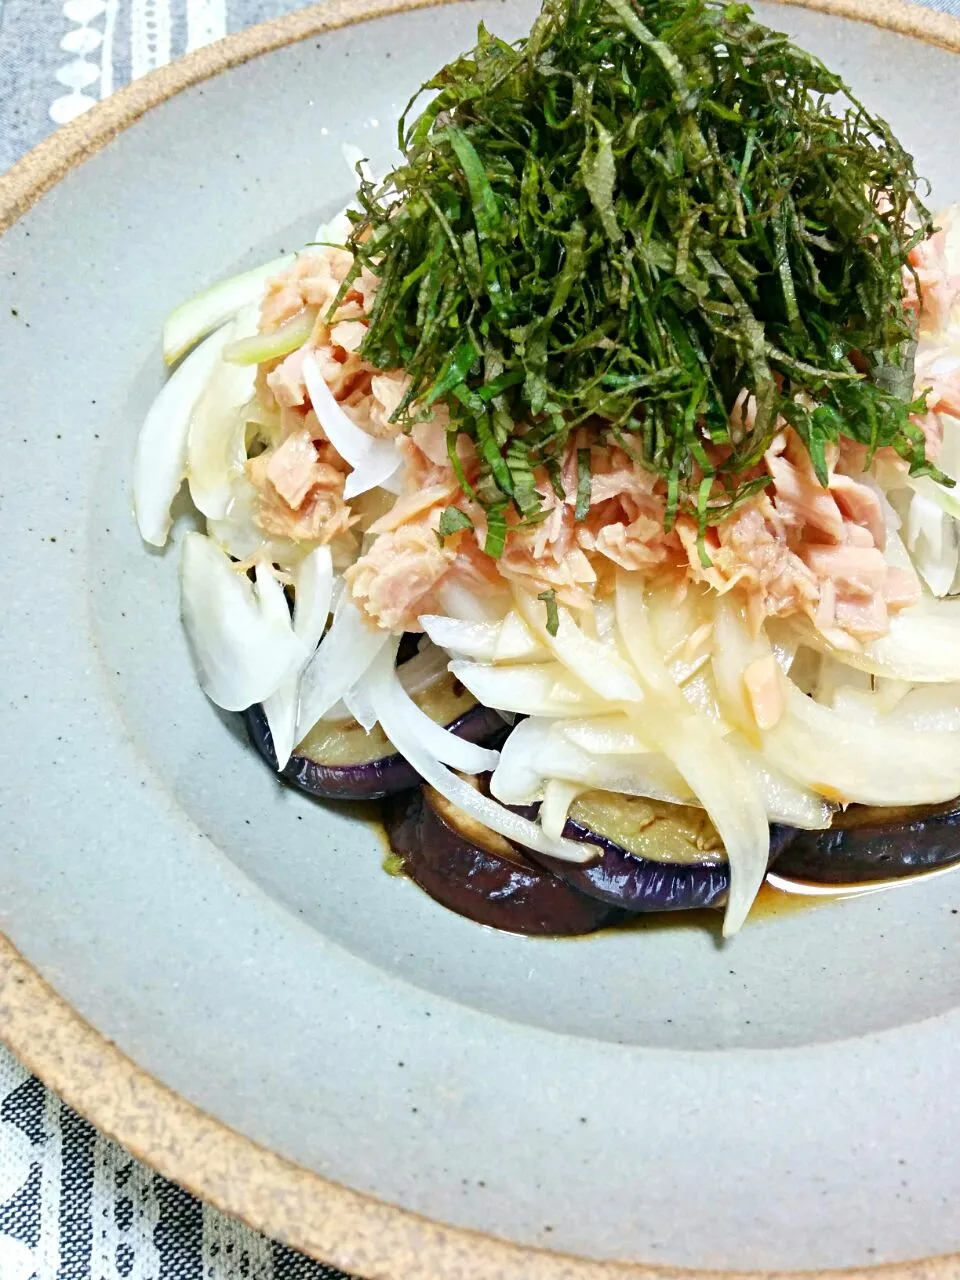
[135,0,960,937]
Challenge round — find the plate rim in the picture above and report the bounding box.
[3,1,960,1275]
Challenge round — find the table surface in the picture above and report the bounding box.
[1,0,959,1276]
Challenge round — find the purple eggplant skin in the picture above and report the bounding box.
[516,794,795,913]
[244,696,504,801]
[770,799,960,884]
[383,786,622,936]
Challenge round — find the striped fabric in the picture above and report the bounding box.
[0,1047,354,1277]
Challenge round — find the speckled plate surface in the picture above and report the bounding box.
[2,2,960,1276]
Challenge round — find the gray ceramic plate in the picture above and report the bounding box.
[2,2,960,1276]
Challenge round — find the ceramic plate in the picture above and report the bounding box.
[3,1,960,1276]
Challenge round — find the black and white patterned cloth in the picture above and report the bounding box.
[2,0,960,1275]
[0,1048,355,1279]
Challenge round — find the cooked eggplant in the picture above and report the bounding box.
[770,797,960,883]
[245,672,504,800]
[527,792,794,913]
[384,785,621,935]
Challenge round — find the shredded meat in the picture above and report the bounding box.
[345,518,455,631]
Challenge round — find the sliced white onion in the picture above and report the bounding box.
[494,610,549,662]
[716,597,960,805]
[488,717,554,803]
[296,595,391,736]
[418,613,547,665]
[179,533,306,712]
[561,716,654,755]
[302,355,402,497]
[319,606,454,729]
[344,682,379,732]
[163,254,294,365]
[616,579,772,935]
[490,717,691,808]
[774,671,960,805]
[448,659,608,718]
[793,600,960,684]
[253,561,290,625]
[186,308,259,520]
[396,642,449,697]
[729,736,833,829]
[677,668,727,725]
[206,475,278,563]
[368,656,500,774]
[540,779,583,841]
[134,323,234,547]
[901,479,960,597]
[262,547,334,768]
[710,596,768,736]
[514,590,645,705]
[292,546,335,651]
[366,655,596,865]
[435,579,512,623]
[419,615,500,661]
[887,682,960,731]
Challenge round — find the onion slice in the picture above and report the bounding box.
[369,655,501,774]
[448,659,609,718]
[540,780,583,841]
[490,717,691,807]
[720,600,960,806]
[367,651,597,865]
[302,355,402,497]
[179,533,306,712]
[616,576,771,936]
[262,547,334,768]
[163,254,294,365]
[134,324,233,547]
[514,589,645,705]
[767,680,960,805]
[344,682,379,732]
[419,615,501,661]
[785,597,960,684]
[185,309,259,520]
[296,596,391,736]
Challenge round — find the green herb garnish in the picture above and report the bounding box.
[349,0,943,542]
[437,506,474,541]
[538,588,560,636]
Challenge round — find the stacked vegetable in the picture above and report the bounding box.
[134,0,960,940]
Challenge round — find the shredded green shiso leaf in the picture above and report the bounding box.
[338,0,943,538]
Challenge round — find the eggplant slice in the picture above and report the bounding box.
[384,786,621,935]
[771,798,960,883]
[245,671,504,800]
[525,792,794,913]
